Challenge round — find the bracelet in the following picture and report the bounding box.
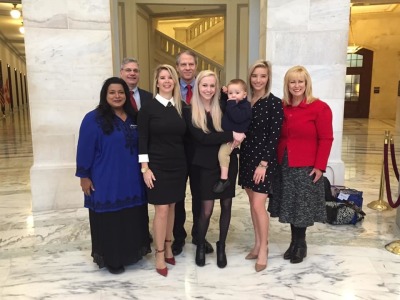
[258,163,268,169]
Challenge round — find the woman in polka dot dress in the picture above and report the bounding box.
[238,60,283,272]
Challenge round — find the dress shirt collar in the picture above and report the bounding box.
[179,78,195,89]
[155,93,175,107]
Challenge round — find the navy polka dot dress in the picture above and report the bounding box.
[238,93,283,193]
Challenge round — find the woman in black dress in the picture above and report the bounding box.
[238,60,283,272]
[138,64,187,277]
[184,70,245,268]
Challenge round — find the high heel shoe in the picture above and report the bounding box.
[245,252,258,260]
[255,263,266,272]
[155,249,168,277]
[164,240,176,265]
[165,257,176,265]
[255,245,269,272]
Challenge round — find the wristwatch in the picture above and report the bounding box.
[141,167,149,173]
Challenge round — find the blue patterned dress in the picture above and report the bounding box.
[76,109,150,269]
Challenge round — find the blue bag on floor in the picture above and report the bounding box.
[335,188,363,209]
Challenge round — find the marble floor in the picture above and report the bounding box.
[1,108,400,300]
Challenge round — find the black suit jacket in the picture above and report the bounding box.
[138,88,153,109]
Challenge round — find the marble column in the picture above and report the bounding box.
[23,0,113,210]
[265,0,349,185]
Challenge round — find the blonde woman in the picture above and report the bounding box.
[138,64,187,277]
[238,60,283,272]
[183,70,245,268]
[269,65,333,264]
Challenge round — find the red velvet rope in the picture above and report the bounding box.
[390,142,399,181]
[384,142,400,208]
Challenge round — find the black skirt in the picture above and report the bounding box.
[189,152,238,200]
[89,205,151,269]
[146,166,187,205]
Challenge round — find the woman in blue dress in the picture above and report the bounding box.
[76,77,150,274]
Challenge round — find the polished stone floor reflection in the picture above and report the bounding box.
[1,109,400,299]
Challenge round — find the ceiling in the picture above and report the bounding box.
[0,0,399,62]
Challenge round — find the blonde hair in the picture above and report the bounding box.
[283,65,316,105]
[227,78,247,92]
[248,59,272,99]
[152,64,182,116]
[191,70,223,133]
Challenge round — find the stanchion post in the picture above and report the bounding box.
[385,133,400,255]
[367,130,392,211]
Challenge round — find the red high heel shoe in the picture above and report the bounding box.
[164,240,176,265]
[155,249,168,277]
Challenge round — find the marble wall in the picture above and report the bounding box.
[23,0,114,210]
[23,0,349,210]
[265,0,350,185]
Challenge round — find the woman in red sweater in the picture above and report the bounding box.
[269,65,333,264]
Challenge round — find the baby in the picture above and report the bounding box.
[213,79,252,193]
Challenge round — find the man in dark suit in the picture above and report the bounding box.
[172,50,214,256]
[120,57,153,242]
[120,57,153,111]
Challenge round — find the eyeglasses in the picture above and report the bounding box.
[122,68,140,73]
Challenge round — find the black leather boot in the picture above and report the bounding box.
[290,239,307,264]
[195,243,206,267]
[283,240,296,260]
[216,241,227,268]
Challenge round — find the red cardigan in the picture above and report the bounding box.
[277,99,333,171]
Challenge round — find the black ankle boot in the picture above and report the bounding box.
[195,244,206,267]
[290,239,307,264]
[283,240,296,260]
[216,241,227,268]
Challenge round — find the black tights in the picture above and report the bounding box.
[290,224,307,239]
[197,198,232,245]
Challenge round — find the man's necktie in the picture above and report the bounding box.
[130,91,138,112]
[186,85,192,104]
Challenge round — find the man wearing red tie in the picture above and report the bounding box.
[172,50,214,256]
[120,57,153,242]
[120,58,153,112]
